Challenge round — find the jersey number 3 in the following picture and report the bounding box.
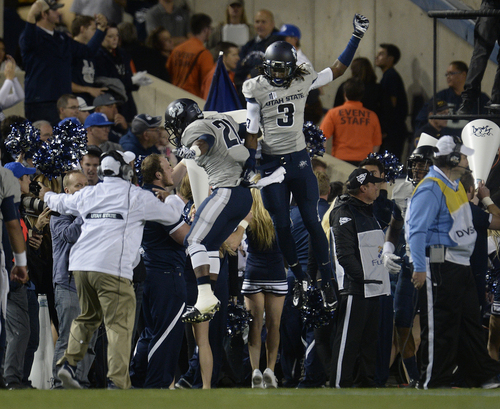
[277,103,295,127]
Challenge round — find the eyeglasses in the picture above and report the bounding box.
[444,71,461,77]
[66,105,79,110]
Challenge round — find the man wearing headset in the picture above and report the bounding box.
[38,150,189,390]
[407,135,500,389]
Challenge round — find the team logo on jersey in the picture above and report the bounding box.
[169,102,184,117]
[356,173,367,184]
[339,217,351,225]
[299,160,308,169]
[269,92,277,100]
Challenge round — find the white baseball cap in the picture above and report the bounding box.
[434,135,474,157]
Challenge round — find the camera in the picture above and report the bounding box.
[29,180,41,196]
[22,196,47,216]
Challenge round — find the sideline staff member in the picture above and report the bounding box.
[407,135,500,389]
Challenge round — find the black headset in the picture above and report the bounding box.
[97,150,134,181]
[445,135,463,168]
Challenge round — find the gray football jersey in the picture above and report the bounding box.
[181,114,249,188]
[242,63,317,155]
[0,166,22,248]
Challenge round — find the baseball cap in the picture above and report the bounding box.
[42,0,64,10]
[276,24,301,39]
[77,97,94,112]
[228,0,244,6]
[58,117,81,127]
[346,168,384,189]
[100,150,136,176]
[84,113,114,129]
[428,98,449,114]
[93,93,120,108]
[131,114,162,135]
[434,135,474,157]
[4,162,37,179]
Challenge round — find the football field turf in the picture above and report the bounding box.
[1,388,500,409]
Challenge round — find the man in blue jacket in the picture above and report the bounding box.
[19,0,107,125]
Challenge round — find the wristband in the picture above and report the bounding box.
[14,252,27,267]
[338,34,361,67]
[192,145,202,157]
[238,220,249,230]
[482,197,494,207]
[382,241,395,255]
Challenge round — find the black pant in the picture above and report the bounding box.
[330,294,380,388]
[418,261,500,388]
[463,0,500,103]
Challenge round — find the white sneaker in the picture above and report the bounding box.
[263,368,278,388]
[252,369,264,389]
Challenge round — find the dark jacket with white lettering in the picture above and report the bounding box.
[330,194,385,296]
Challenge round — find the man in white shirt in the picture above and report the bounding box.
[38,150,189,389]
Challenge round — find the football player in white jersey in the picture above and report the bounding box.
[242,14,369,310]
[164,98,253,323]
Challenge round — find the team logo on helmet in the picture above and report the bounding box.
[169,102,184,118]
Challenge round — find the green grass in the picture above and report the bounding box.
[1,388,500,409]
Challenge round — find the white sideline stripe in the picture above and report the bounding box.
[336,295,352,388]
[148,303,185,361]
[424,258,434,390]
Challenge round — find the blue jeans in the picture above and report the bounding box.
[52,285,96,388]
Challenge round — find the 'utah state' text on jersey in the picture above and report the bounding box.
[181,113,249,189]
[242,62,317,156]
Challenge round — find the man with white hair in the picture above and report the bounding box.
[407,135,500,389]
[38,150,186,389]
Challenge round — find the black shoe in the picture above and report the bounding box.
[320,283,338,311]
[399,379,418,388]
[456,99,475,115]
[58,361,82,389]
[292,279,309,309]
[6,382,27,390]
[181,302,220,323]
[481,373,500,389]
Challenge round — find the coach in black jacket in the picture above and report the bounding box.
[329,168,390,388]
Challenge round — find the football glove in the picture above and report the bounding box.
[174,146,197,159]
[382,253,402,274]
[353,14,369,38]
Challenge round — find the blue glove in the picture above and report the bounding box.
[244,148,256,171]
[353,14,369,38]
[174,146,197,159]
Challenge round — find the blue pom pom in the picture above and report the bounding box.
[300,285,335,328]
[5,120,42,158]
[32,119,87,179]
[226,302,252,337]
[303,122,326,158]
[367,151,404,184]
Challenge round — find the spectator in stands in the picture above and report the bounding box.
[166,14,214,99]
[201,42,239,100]
[33,120,53,142]
[207,0,254,60]
[71,15,109,106]
[0,55,24,122]
[145,0,190,47]
[412,98,456,149]
[119,114,162,157]
[84,112,122,153]
[145,27,174,65]
[57,94,80,123]
[19,1,107,125]
[95,23,139,123]
[93,93,128,143]
[76,97,94,125]
[234,9,278,92]
[375,43,408,160]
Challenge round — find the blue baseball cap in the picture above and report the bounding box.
[277,24,301,39]
[84,113,114,129]
[4,162,37,179]
[58,117,81,127]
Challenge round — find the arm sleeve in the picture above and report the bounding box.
[51,215,83,244]
[331,205,364,283]
[0,78,25,110]
[45,191,82,217]
[246,100,260,134]
[0,196,18,223]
